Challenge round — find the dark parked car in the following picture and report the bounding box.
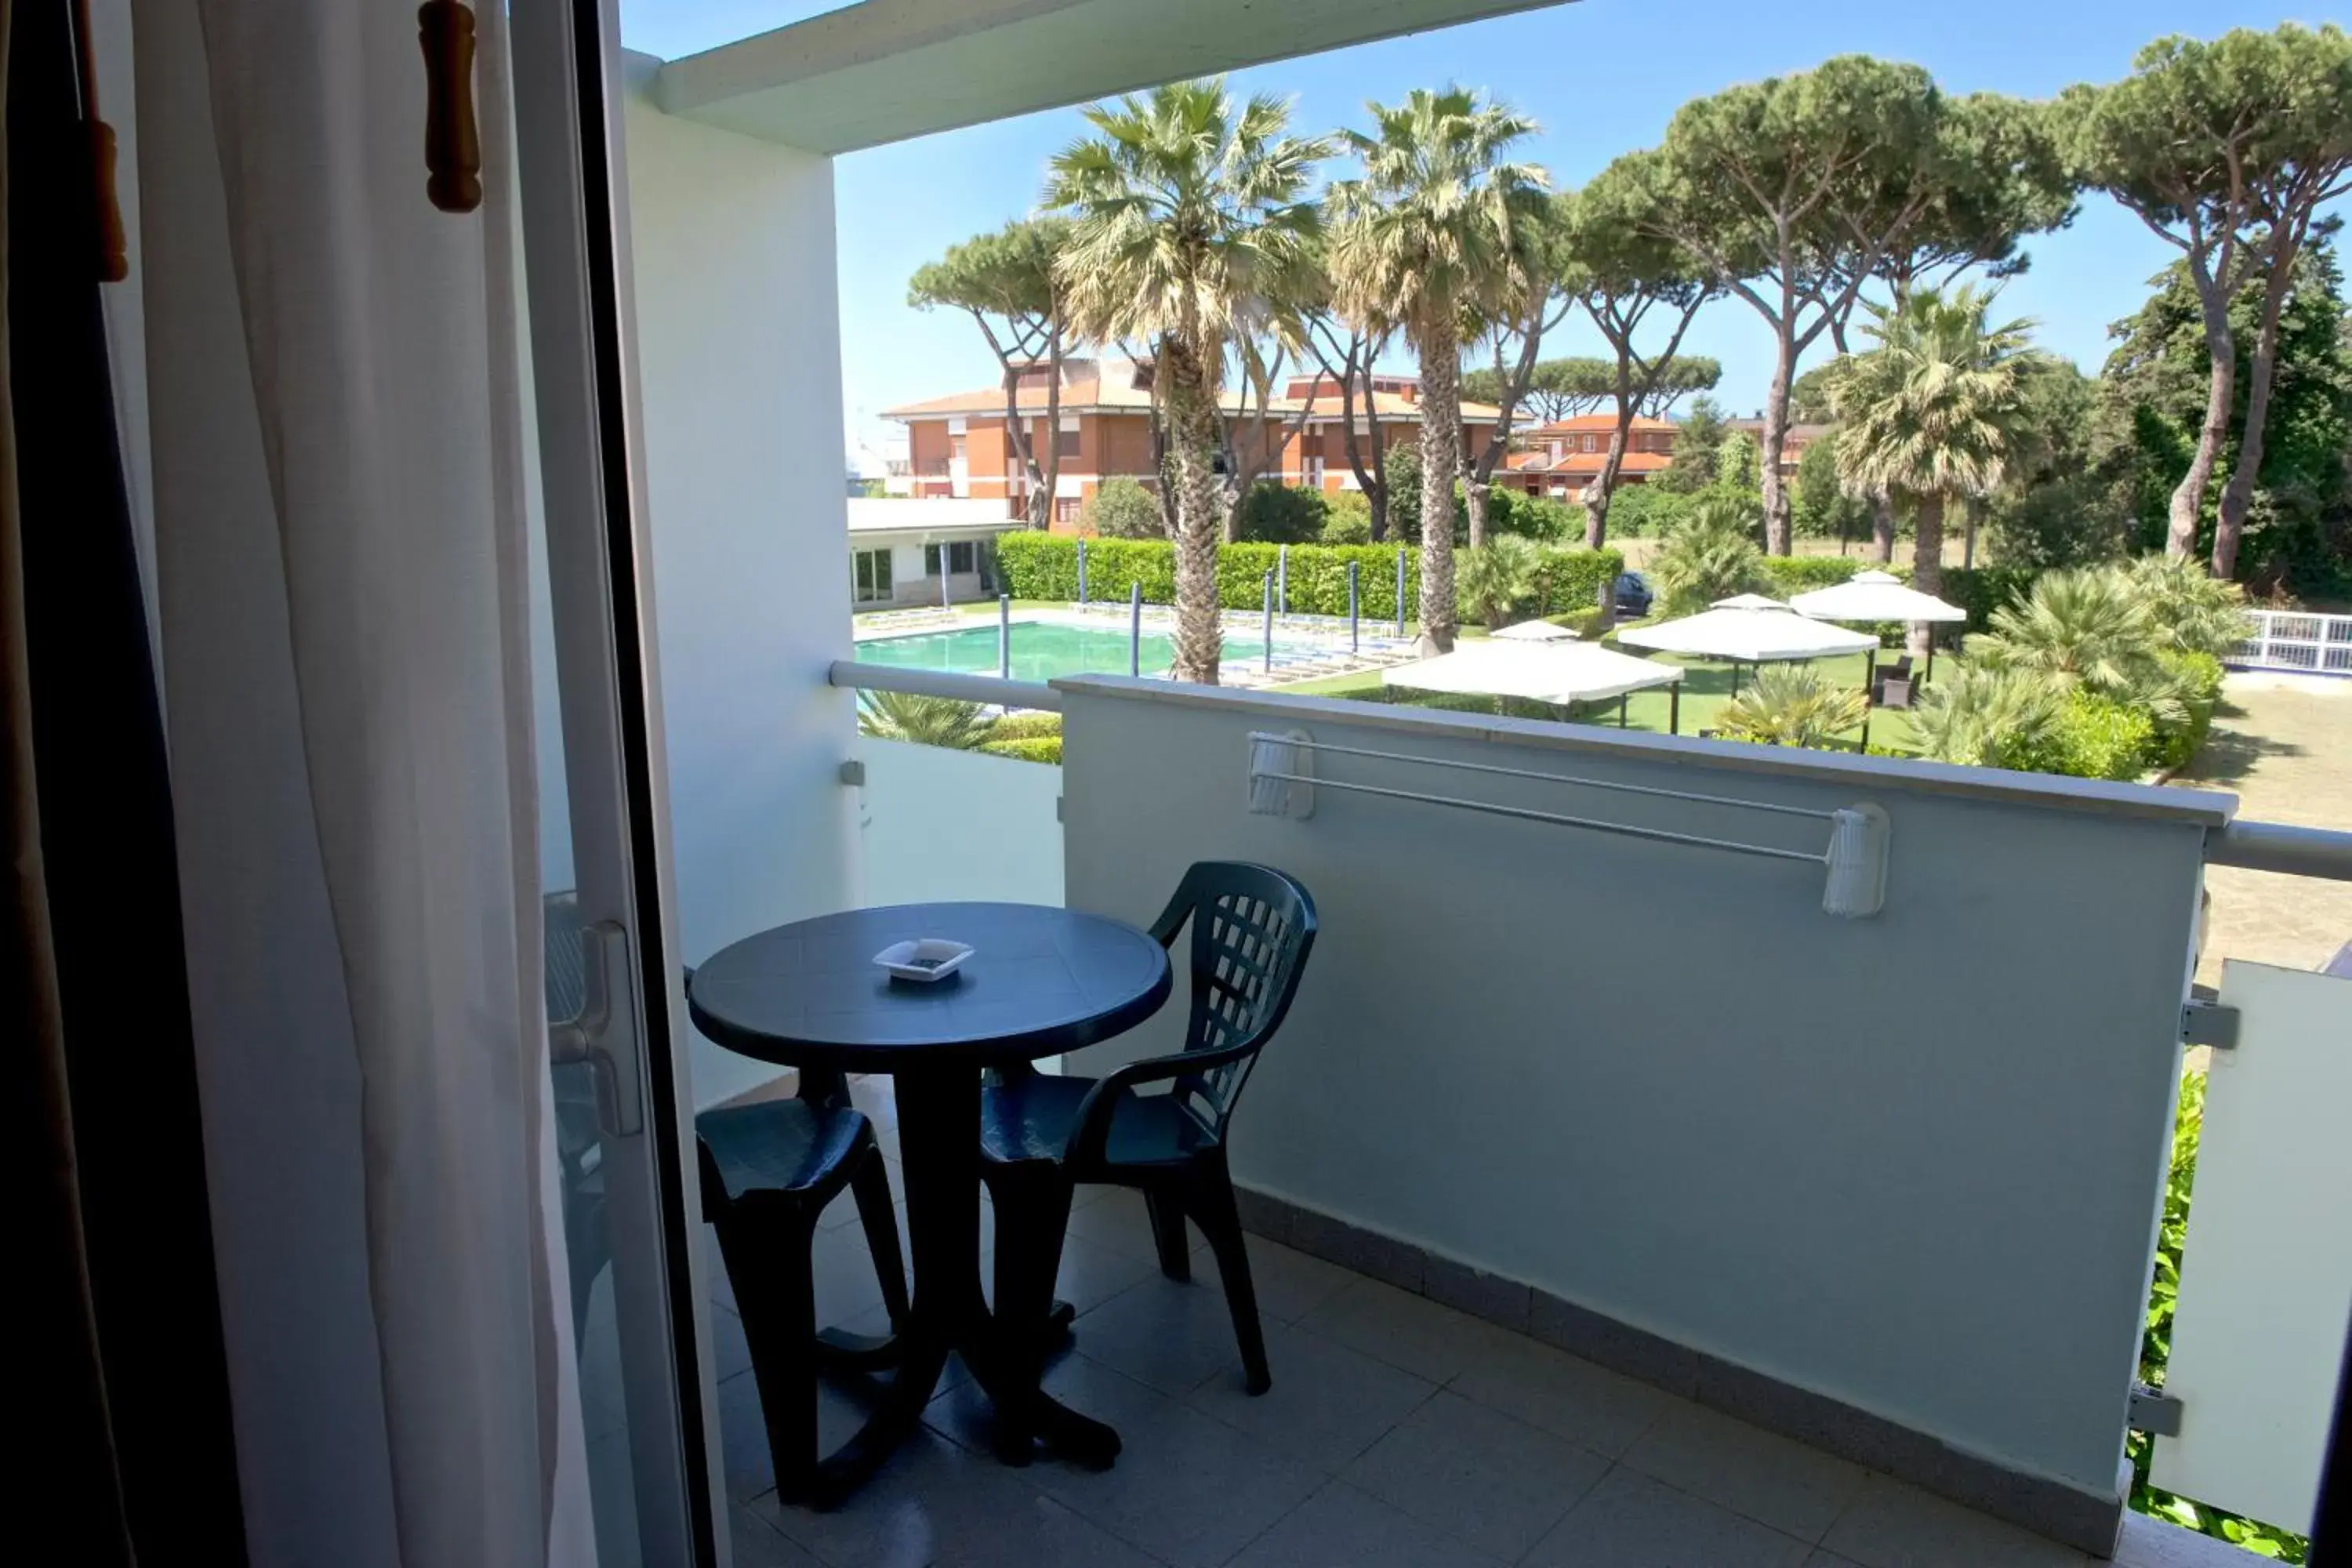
[1613,571,1654,618]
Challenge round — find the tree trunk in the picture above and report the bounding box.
[1909,492,1944,659]
[1160,336,1225,684]
[1583,389,1634,551]
[1032,330,1064,530]
[1465,479,1490,550]
[1417,321,1462,652]
[1871,494,1896,563]
[2170,280,2234,561]
[2213,250,2296,581]
[1962,495,1978,572]
[1760,332,1795,554]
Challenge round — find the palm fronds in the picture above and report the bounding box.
[855,691,998,750]
[1717,663,1869,749]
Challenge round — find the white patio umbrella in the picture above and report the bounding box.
[1490,619,1578,641]
[1616,594,1885,743]
[1789,570,1968,679]
[1616,597,1878,674]
[1384,639,1688,730]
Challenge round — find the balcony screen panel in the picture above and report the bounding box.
[856,736,1062,909]
[2152,960,2352,1534]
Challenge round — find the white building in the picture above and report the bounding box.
[846,497,1022,608]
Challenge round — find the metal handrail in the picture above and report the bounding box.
[2205,819,2352,881]
[828,659,1060,711]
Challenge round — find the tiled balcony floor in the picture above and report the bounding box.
[685,1079,2245,1568]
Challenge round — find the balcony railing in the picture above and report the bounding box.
[823,660,2352,1550]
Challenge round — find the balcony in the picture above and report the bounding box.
[704,659,2352,1567]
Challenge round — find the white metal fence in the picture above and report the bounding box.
[2230,609,2352,674]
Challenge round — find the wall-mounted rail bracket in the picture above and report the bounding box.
[2181,1000,2239,1051]
[2129,1382,2183,1437]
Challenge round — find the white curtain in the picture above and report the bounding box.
[133,2,593,1563]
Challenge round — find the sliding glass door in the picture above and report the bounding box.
[512,2,720,1563]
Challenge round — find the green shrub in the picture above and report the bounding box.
[1486,488,1582,543]
[979,735,1063,764]
[1385,441,1425,542]
[986,711,1062,742]
[2002,692,2155,781]
[994,532,1620,625]
[1321,492,1374,543]
[1599,485,1692,538]
[2147,649,2225,771]
[1234,482,1328,544]
[1081,475,1165,539]
[1941,564,2040,632]
[1753,556,1868,594]
[1456,537,1542,630]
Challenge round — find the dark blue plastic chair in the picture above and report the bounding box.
[981,862,1317,1396]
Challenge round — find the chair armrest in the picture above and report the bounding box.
[1065,1040,1257,1167]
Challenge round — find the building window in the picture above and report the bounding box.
[851,547,893,604]
[924,541,979,576]
[1056,426,1082,458]
[1056,496,1082,524]
[950,433,967,463]
[1582,434,1598,453]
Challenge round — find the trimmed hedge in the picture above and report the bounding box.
[987,712,1062,742]
[1754,556,1870,593]
[980,735,1062,764]
[995,532,1621,622]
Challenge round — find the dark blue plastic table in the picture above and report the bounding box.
[688,902,1172,1501]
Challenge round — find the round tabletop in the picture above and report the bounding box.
[688,902,1173,1073]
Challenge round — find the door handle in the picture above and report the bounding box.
[550,920,645,1138]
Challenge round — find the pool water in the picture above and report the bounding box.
[856,621,1283,681]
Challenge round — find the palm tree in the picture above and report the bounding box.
[1973,568,2190,726]
[1649,493,1765,615]
[1717,663,1868,750]
[1908,664,2064,768]
[2122,555,2252,659]
[856,691,997,750]
[1047,80,1329,684]
[1831,285,2043,657]
[1454,535,1541,630]
[1328,87,1548,655]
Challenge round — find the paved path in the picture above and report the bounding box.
[2178,672,2352,986]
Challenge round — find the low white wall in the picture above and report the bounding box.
[855,738,1064,909]
[623,74,856,1109]
[1058,677,2218,1501]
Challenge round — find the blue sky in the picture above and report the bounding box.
[619,2,2350,464]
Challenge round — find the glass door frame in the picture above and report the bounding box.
[512,0,722,1562]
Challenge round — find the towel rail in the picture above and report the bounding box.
[1244,728,1889,917]
[1257,735,1841,823]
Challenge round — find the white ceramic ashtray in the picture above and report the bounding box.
[874,938,973,982]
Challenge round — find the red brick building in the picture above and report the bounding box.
[885,357,1501,529]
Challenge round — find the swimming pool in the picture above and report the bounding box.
[855,621,1290,681]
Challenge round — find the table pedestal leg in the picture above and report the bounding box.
[808,1065,1118,1505]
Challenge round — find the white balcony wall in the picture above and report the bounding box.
[622,64,857,1109]
[854,739,1063,909]
[1057,677,2218,1508]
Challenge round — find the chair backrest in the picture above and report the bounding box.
[1147,862,1317,1136]
[1887,654,1914,678]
